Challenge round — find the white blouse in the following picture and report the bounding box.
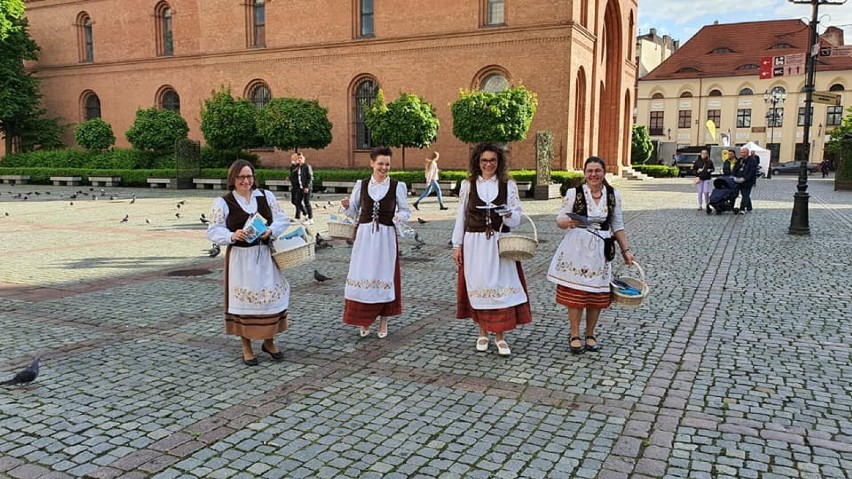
[451,177,522,247]
[556,184,624,234]
[344,176,411,223]
[207,189,289,245]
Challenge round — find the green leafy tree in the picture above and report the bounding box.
[825,106,852,156]
[0,13,40,154]
[365,89,439,169]
[631,124,653,165]
[256,97,333,152]
[200,86,259,151]
[75,118,116,151]
[451,86,538,144]
[0,0,25,40]
[125,107,189,152]
[17,110,65,151]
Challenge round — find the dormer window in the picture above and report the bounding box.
[771,43,794,49]
[711,47,733,54]
[736,64,759,70]
[677,67,700,73]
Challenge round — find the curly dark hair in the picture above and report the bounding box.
[226,159,257,191]
[468,143,509,183]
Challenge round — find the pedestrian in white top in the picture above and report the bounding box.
[340,146,411,339]
[413,151,448,211]
[452,143,532,356]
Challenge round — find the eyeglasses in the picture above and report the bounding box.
[480,159,498,164]
[236,175,254,180]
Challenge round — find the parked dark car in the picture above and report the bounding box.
[771,161,819,176]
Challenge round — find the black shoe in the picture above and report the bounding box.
[413,202,419,211]
[243,356,259,366]
[706,205,712,215]
[440,206,449,210]
[570,336,585,355]
[584,335,602,352]
[261,343,284,361]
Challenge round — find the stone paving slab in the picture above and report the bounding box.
[1,176,850,477]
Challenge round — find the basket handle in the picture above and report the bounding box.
[616,260,645,282]
[519,212,538,242]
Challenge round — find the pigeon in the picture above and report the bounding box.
[175,213,181,219]
[314,270,332,282]
[200,216,210,225]
[206,244,221,258]
[4,212,8,216]
[145,219,151,224]
[345,239,354,246]
[315,233,328,247]
[176,203,181,209]
[109,195,115,201]
[120,214,129,223]
[412,243,424,251]
[130,195,136,204]
[177,200,186,205]
[22,196,27,201]
[1,356,40,386]
[417,217,428,224]
[88,187,94,191]
[414,232,426,245]
[70,194,77,200]
[33,191,40,195]
[69,202,74,206]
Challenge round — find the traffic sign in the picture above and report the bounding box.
[812,92,840,105]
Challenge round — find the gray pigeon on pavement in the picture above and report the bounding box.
[1,356,40,386]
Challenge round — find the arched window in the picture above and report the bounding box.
[480,73,509,92]
[710,47,733,54]
[680,91,693,98]
[739,88,753,96]
[247,0,266,47]
[76,12,94,63]
[736,64,759,71]
[771,43,793,49]
[677,67,699,73]
[246,81,271,110]
[155,2,173,56]
[709,89,722,97]
[829,83,845,91]
[82,91,101,120]
[158,87,180,112]
[353,77,377,150]
[651,93,664,99]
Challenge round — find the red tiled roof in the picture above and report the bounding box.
[641,19,852,81]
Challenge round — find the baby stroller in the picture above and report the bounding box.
[707,176,738,215]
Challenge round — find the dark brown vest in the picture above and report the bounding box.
[572,186,615,231]
[358,178,398,227]
[224,190,273,247]
[464,179,510,237]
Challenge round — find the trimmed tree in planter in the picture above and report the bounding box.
[125,107,189,153]
[364,89,440,170]
[256,97,333,152]
[75,118,115,151]
[200,86,259,151]
[451,85,538,146]
[631,124,653,165]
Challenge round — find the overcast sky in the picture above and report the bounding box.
[637,0,852,45]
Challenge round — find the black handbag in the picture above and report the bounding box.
[603,237,616,262]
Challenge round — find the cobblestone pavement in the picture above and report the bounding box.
[0,176,850,478]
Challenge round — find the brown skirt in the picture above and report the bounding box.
[342,249,402,327]
[457,261,532,333]
[556,285,612,309]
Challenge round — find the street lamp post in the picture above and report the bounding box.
[763,89,786,179]
[787,0,847,236]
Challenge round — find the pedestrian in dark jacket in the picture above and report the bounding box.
[693,149,715,210]
[733,147,758,213]
[289,153,314,224]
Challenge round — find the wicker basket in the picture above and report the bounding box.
[610,261,649,307]
[271,241,316,270]
[328,221,356,240]
[498,213,539,262]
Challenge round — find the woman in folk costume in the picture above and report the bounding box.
[452,143,532,356]
[341,146,411,338]
[207,160,290,366]
[547,156,635,355]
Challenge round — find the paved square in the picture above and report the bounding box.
[0,176,850,478]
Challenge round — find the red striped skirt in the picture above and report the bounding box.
[556,285,612,309]
[342,250,402,327]
[456,262,532,333]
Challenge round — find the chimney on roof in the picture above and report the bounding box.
[820,26,844,46]
[713,20,719,25]
[650,28,657,37]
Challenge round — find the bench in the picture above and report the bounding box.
[147,178,173,188]
[0,175,30,185]
[193,178,228,190]
[263,179,292,192]
[411,180,458,195]
[321,180,354,194]
[89,176,121,187]
[50,176,83,186]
